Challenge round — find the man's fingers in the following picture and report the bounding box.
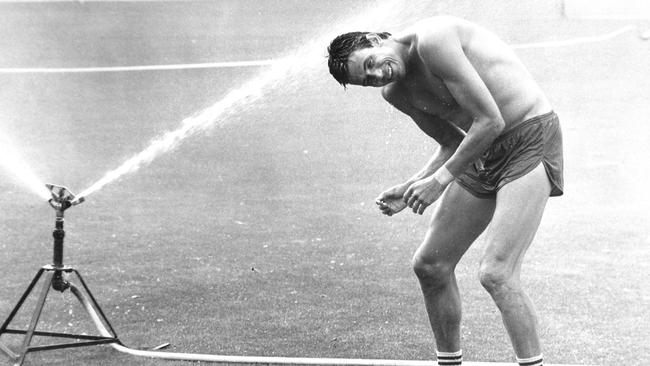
[377,203,393,216]
[403,187,413,203]
[407,194,419,208]
[407,198,430,215]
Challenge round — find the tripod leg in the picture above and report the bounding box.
[14,271,54,366]
[0,269,45,334]
[72,270,119,338]
[0,341,19,360]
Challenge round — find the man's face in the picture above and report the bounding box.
[346,44,405,87]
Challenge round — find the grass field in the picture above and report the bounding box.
[0,1,649,365]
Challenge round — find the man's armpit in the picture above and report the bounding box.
[398,110,461,149]
[382,85,464,147]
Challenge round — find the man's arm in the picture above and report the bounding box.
[381,86,465,186]
[417,27,505,179]
[402,112,464,187]
[397,25,504,215]
[375,87,465,215]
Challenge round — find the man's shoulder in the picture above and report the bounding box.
[381,83,408,106]
[399,16,463,38]
[381,83,400,101]
[412,16,463,49]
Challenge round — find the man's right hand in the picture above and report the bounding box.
[375,184,408,216]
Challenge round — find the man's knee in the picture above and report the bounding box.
[478,259,518,295]
[412,253,454,289]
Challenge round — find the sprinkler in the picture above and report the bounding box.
[46,184,84,292]
[0,184,120,366]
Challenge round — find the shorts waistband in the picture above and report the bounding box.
[494,110,556,144]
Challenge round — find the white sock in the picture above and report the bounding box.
[436,349,462,365]
[517,354,543,366]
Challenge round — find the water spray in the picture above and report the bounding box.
[0,131,51,201]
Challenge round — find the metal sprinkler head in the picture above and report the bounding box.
[46,184,85,213]
[44,184,85,291]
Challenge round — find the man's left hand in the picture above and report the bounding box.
[403,176,446,215]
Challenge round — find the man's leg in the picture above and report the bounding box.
[412,182,495,355]
[479,163,551,362]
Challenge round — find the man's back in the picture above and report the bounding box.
[389,16,551,130]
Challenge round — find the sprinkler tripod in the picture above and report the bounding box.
[0,184,121,366]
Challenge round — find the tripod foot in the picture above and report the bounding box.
[0,268,120,366]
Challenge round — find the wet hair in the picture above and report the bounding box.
[327,31,391,88]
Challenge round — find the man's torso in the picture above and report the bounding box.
[384,16,552,133]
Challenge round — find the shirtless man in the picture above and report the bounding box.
[327,16,563,366]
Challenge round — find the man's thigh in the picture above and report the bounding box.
[482,163,551,269]
[415,182,495,265]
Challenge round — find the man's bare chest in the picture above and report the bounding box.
[400,73,463,120]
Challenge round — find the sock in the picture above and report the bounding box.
[517,354,543,366]
[436,350,462,366]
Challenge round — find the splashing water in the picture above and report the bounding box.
[0,129,51,200]
[77,0,426,199]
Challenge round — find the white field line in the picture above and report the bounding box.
[0,26,637,74]
[511,25,636,49]
[0,0,196,2]
[0,59,276,74]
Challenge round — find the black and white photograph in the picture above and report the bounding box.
[0,1,648,365]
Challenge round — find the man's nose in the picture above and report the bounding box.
[367,68,382,78]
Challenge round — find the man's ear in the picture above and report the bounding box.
[365,33,383,47]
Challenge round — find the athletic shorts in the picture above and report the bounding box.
[455,111,564,198]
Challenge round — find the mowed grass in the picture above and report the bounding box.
[0,1,649,365]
